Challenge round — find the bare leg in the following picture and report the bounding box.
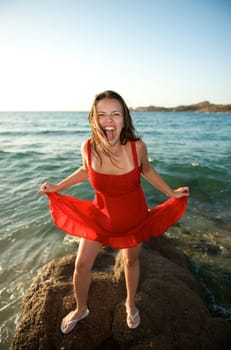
[61,238,102,333]
[122,243,142,328]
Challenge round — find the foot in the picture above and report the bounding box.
[60,308,89,334]
[126,306,140,329]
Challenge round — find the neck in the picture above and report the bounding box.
[108,142,124,157]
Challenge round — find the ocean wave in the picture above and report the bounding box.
[0,129,87,137]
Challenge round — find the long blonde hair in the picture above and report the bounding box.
[88,90,140,161]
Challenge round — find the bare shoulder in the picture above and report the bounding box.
[80,139,90,166]
[81,139,90,154]
[135,139,148,165]
[135,139,148,156]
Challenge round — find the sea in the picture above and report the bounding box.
[0,111,230,348]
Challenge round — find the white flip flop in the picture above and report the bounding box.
[126,308,140,329]
[60,308,90,334]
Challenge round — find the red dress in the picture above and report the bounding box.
[46,140,187,248]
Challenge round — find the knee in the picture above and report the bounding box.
[123,255,139,269]
[74,258,91,275]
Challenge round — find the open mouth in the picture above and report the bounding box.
[104,127,115,141]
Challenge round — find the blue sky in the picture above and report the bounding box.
[0,0,230,111]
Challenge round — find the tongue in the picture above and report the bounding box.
[105,130,115,141]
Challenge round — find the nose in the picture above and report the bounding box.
[105,114,113,122]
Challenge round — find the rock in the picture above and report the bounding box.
[11,237,231,350]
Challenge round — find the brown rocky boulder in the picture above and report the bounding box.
[11,237,231,350]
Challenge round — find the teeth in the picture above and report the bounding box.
[104,127,114,131]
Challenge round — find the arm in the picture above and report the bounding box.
[137,141,189,198]
[39,140,89,194]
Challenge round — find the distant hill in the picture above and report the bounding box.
[131,101,231,113]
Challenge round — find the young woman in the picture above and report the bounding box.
[39,90,189,334]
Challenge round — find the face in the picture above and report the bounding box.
[96,98,124,146]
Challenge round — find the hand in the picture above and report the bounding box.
[38,182,58,194]
[172,187,190,199]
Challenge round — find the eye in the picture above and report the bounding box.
[112,112,122,117]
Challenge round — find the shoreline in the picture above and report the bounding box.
[130,101,231,113]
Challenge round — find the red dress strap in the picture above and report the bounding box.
[87,139,92,167]
[131,141,139,168]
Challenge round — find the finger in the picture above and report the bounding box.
[38,185,47,194]
[183,187,190,196]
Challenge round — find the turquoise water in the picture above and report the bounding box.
[0,111,230,348]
